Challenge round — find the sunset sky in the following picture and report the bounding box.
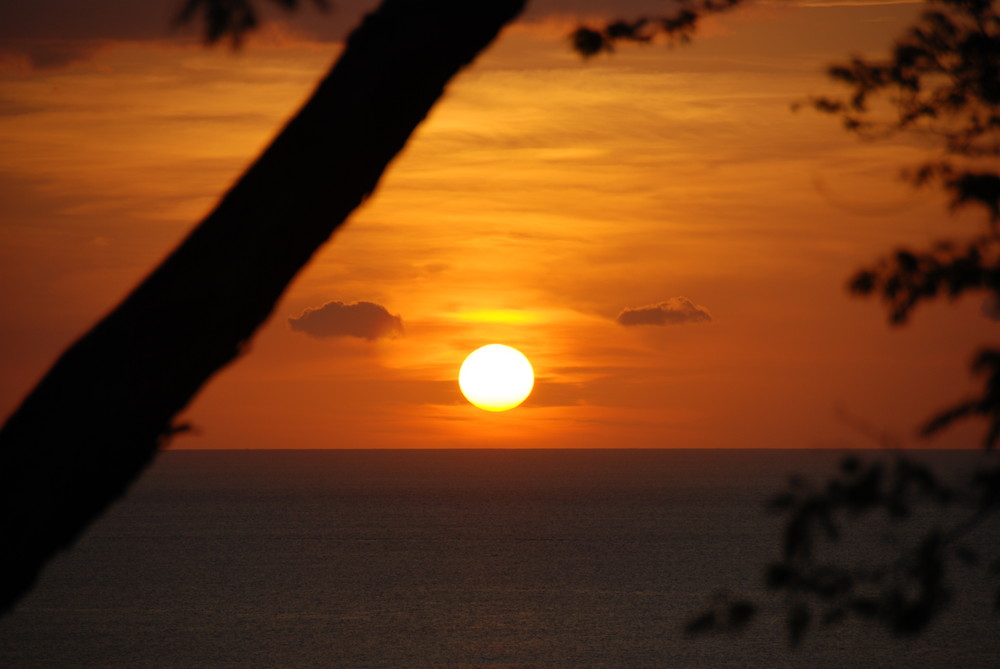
[0,0,993,450]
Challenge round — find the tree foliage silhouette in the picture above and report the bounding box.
[0,0,525,615]
[663,0,1000,645]
[756,0,1000,643]
[816,0,1000,448]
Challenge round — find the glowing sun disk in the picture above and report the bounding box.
[459,344,534,412]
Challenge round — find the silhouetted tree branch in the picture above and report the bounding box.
[0,0,525,615]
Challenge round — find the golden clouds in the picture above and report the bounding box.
[0,2,990,451]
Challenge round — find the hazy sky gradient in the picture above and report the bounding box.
[0,0,992,449]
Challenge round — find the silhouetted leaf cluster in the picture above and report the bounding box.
[570,0,744,58]
[804,0,999,217]
[806,0,1000,444]
[687,454,1000,645]
[849,235,1000,324]
[803,0,998,213]
[803,0,999,231]
[176,0,329,46]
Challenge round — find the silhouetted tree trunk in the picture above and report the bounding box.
[0,0,525,614]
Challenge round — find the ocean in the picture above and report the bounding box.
[1,449,997,668]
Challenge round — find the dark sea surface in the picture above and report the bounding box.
[1,449,998,668]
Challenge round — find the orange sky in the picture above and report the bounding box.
[0,0,993,449]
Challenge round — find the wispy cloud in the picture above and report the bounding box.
[0,39,109,70]
[616,297,712,326]
[288,300,403,340]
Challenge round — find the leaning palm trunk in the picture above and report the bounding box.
[0,0,525,614]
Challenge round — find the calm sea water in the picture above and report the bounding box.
[1,449,997,668]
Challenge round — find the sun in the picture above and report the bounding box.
[459,344,534,412]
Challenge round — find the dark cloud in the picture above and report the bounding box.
[0,1,173,41]
[616,297,712,326]
[0,0,382,67]
[0,0,368,69]
[288,300,403,340]
[0,1,174,69]
[0,0,680,70]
